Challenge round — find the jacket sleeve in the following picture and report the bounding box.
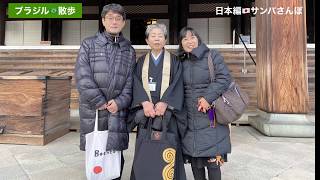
[75,39,106,109]
[114,48,136,110]
[203,49,232,104]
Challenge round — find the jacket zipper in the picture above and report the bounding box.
[190,58,196,157]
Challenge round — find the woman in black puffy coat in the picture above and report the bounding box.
[178,27,232,180]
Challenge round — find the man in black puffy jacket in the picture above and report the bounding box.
[75,4,135,179]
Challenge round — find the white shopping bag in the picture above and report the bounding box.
[85,110,121,180]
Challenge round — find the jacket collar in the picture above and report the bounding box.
[95,31,131,49]
[191,43,210,60]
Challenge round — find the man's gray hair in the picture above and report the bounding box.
[101,3,126,20]
[145,23,168,39]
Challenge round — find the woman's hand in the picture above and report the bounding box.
[141,101,156,118]
[208,155,224,166]
[197,97,210,113]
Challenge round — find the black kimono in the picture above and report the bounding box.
[128,50,186,180]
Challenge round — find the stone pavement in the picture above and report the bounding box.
[0,126,315,180]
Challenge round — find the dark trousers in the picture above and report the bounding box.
[113,152,125,180]
[191,165,221,180]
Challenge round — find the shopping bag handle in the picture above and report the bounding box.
[146,110,172,141]
[94,109,99,132]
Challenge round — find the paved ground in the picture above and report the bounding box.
[0,126,315,180]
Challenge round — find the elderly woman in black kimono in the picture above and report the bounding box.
[128,23,186,180]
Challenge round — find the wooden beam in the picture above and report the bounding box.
[6,0,169,5]
[179,0,189,31]
[41,19,49,41]
[98,0,104,33]
[111,0,168,5]
[0,1,5,45]
[189,0,228,3]
[4,13,170,21]
[169,0,179,44]
[306,0,315,43]
[230,0,241,44]
[189,12,232,18]
[127,13,169,19]
[313,0,315,43]
[82,13,169,20]
[49,20,62,45]
[241,0,252,36]
[7,0,97,6]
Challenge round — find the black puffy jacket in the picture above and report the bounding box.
[75,31,136,151]
[180,43,232,157]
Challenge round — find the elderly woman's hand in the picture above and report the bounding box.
[197,97,210,113]
[142,101,156,118]
[155,102,168,116]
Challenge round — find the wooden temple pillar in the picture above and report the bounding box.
[249,0,314,137]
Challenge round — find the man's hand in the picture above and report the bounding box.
[106,99,118,113]
[197,97,210,113]
[98,103,108,110]
[141,101,156,118]
[155,102,168,116]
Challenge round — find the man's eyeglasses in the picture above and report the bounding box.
[104,16,123,22]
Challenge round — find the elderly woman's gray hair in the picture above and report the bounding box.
[101,3,126,20]
[145,23,168,39]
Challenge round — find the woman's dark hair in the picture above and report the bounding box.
[177,27,202,54]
